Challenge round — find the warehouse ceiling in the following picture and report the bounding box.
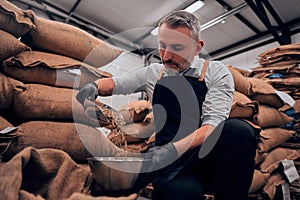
[10,0,300,61]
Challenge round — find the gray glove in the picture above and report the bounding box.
[143,143,178,172]
[76,82,98,106]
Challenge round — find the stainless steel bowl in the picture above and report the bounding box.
[87,157,150,191]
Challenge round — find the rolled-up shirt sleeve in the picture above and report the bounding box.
[112,63,162,100]
[201,61,234,127]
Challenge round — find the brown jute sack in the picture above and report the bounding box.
[248,170,270,193]
[232,91,252,104]
[0,30,30,63]
[248,77,277,95]
[226,65,250,95]
[295,99,300,114]
[21,11,123,68]
[230,102,259,119]
[254,149,268,165]
[230,91,259,118]
[0,1,35,37]
[78,64,112,88]
[0,115,13,131]
[0,121,125,162]
[0,147,91,200]
[252,105,293,128]
[262,173,286,199]
[259,43,300,59]
[258,128,295,153]
[119,100,151,124]
[2,51,105,88]
[0,72,24,112]
[12,83,97,126]
[251,64,297,73]
[266,77,300,87]
[259,147,300,173]
[251,93,284,108]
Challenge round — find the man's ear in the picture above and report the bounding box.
[195,40,204,55]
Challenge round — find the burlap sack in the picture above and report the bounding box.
[0,30,30,63]
[254,149,268,165]
[259,147,300,173]
[248,170,270,193]
[258,128,295,153]
[247,78,284,108]
[252,105,293,128]
[12,83,97,126]
[248,78,276,95]
[0,116,12,130]
[0,121,125,162]
[226,65,250,95]
[259,43,300,61]
[266,77,300,87]
[2,51,109,88]
[0,147,91,200]
[0,72,24,112]
[78,64,112,88]
[21,11,123,68]
[295,99,300,114]
[0,0,35,37]
[260,59,300,68]
[233,67,251,77]
[251,64,297,73]
[262,173,286,199]
[252,94,284,109]
[230,92,259,118]
[250,71,272,79]
[232,91,252,104]
[119,100,151,124]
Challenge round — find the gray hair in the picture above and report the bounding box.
[158,10,201,40]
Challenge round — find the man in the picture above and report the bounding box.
[77,10,258,200]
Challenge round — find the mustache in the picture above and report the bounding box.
[163,60,179,67]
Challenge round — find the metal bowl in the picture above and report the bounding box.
[87,157,150,191]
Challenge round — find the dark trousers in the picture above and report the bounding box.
[153,118,258,200]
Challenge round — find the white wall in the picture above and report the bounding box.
[98,51,145,110]
[220,32,300,71]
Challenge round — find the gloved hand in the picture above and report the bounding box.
[76,82,98,106]
[143,143,178,173]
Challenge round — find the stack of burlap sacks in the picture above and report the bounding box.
[250,43,300,151]
[1,1,300,199]
[226,64,300,199]
[0,0,156,166]
[250,43,300,100]
[238,43,300,199]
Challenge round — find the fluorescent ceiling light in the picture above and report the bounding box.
[150,27,159,36]
[184,0,205,13]
[151,1,205,36]
[200,2,248,31]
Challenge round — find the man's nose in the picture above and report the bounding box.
[162,48,173,60]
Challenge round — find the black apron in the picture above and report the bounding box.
[152,61,209,146]
[134,61,210,192]
[149,60,210,189]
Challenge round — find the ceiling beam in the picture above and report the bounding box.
[64,0,81,23]
[215,0,261,34]
[245,0,291,45]
[210,13,300,61]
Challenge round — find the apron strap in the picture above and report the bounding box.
[198,60,209,81]
[157,66,165,80]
